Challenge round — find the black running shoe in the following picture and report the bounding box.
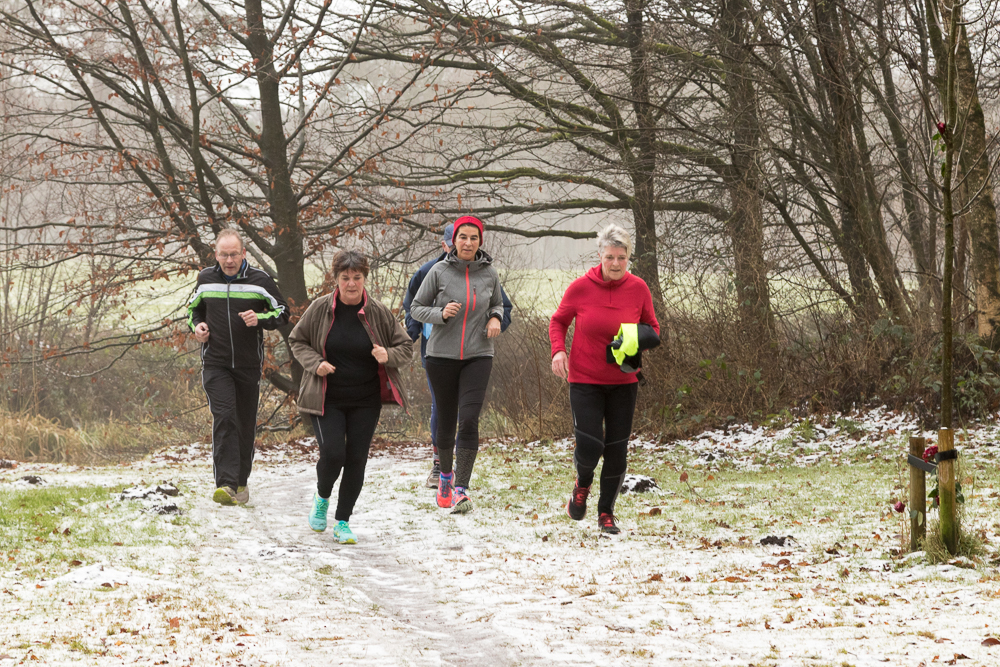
[566,479,590,521]
[598,512,620,534]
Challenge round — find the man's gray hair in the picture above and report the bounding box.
[215,228,244,250]
[596,223,631,257]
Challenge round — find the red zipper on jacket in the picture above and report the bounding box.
[460,266,471,359]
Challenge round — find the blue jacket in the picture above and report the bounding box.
[403,252,513,363]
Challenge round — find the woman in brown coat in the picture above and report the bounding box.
[289,250,412,544]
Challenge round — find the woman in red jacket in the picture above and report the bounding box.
[549,224,660,534]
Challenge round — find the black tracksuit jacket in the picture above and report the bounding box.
[186,261,290,369]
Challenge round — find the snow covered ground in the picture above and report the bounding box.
[3,408,1000,666]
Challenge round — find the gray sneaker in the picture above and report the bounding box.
[425,460,441,489]
[235,485,249,504]
[212,486,237,506]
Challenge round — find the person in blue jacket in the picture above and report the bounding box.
[402,222,513,488]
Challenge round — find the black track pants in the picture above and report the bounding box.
[202,366,261,491]
[312,404,382,522]
[425,356,493,486]
[570,382,638,515]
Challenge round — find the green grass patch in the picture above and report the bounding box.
[0,484,190,578]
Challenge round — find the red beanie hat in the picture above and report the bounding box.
[453,215,484,246]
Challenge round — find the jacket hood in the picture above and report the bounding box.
[443,247,494,271]
[584,263,630,288]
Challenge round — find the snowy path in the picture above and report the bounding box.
[6,426,1000,666]
[238,458,524,666]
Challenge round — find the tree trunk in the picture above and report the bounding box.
[873,0,939,319]
[245,0,307,393]
[927,0,1000,346]
[624,0,665,319]
[720,0,775,353]
[244,0,308,312]
[811,0,909,325]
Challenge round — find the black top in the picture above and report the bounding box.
[324,297,380,406]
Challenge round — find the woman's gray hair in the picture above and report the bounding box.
[596,224,631,257]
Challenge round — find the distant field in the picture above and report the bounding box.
[4,255,850,339]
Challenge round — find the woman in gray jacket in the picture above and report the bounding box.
[410,216,506,514]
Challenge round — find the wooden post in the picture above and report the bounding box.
[909,435,927,551]
[938,428,958,554]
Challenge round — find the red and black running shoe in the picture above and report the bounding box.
[598,512,620,534]
[566,479,590,521]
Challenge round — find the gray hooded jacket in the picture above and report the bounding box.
[410,249,505,360]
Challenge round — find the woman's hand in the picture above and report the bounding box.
[486,317,501,339]
[371,344,389,364]
[316,361,336,376]
[442,301,462,320]
[551,351,568,380]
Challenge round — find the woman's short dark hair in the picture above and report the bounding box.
[332,250,370,278]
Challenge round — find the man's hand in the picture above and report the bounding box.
[551,351,569,380]
[372,344,389,364]
[442,301,462,320]
[486,318,501,339]
[238,310,258,327]
[316,361,336,376]
[194,322,210,343]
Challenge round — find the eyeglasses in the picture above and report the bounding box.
[217,252,243,260]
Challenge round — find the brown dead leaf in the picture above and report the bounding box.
[982,637,1000,647]
[647,573,663,582]
[168,618,180,629]
[723,576,746,583]
[648,507,662,516]
[69,560,82,566]
[678,575,691,582]
[679,472,689,483]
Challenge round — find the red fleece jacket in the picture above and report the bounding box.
[549,265,660,385]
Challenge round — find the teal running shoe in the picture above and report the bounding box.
[308,494,329,532]
[333,520,357,544]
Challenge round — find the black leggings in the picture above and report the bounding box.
[311,403,381,522]
[425,356,493,487]
[570,382,638,515]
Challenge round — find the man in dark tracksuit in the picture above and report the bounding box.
[402,223,513,487]
[187,230,289,505]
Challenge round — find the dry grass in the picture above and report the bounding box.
[0,409,166,464]
[921,518,987,564]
